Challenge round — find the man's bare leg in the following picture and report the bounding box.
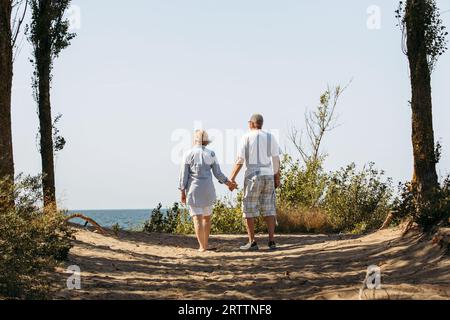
[265,216,276,242]
[245,218,256,243]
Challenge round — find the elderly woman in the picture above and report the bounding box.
[179,130,236,252]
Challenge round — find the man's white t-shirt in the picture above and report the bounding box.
[237,130,280,177]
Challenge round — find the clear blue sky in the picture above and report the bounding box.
[11,0,450,209]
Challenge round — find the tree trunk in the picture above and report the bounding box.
[38,63,56,210]
[405,0,439,209]
[36,1,56,210]
[0,0,15,210]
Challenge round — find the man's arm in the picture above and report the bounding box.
[273,155,281,188]
[229,162,244,183]
[270,133,281,188]
[230,135,247,185]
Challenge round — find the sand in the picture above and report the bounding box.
[53,225,449,300]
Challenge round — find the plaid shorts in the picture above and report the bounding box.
[242,175,277,218]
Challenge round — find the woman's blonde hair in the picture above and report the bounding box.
[194,130,211,146]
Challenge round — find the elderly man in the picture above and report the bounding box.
[229,114,281,251]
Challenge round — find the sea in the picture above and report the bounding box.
[67,209,159,231]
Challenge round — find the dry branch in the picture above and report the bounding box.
[65,213,107,235]
[379,211,397,230]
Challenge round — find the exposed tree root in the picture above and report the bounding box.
[379,211,397,231]
[432,228,450,254]
[401,219,416,237]
[65,214,106,235]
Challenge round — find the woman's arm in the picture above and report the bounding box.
[210,152,236,187]
[180,190,187,205]
[211,158,228,185]
[179,162,190,204]
[179,151,191,193]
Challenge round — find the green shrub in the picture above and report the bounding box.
[324,163,394,233]
[0,175,74,299]
[278,155,328,208]
[144,161,395,236]
[278,155,394,234]
[165,202,183,234]
[112,223,121,237]
[143,203,194,234]
[394,175,450,230]
[143,197,268,235]
[143,204,166,233]
[210,193,245,234]
[174,206,195,234]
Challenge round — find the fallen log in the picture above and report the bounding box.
[65,213,107,235]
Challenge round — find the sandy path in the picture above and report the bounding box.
[54,226,449,300]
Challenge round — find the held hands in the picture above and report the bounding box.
[226,180,238,192]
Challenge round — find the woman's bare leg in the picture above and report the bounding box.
[203,216,212,249]
[193,216,206,251]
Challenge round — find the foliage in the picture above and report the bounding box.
[143,203,166,233]
[28,0,76,100]
[145,160,394,235]
[174,206,195,235]
[278,157,394,234]
[289,83,351,164]
[143,198,268,235]
[112,223,121,237]
[52,113,66,153]
[165,202,182,234]
[324,163,394,233]
[278,155,328,208]
[394,176,450,230]
[0,175,74,299]
[28,0,75,59]
[143,203,194,234]
[34,113,66,154]
[211,195,263,235]
[396,0,448,72]
[211,196,245,234]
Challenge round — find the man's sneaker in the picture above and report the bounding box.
[240,241,259,251]
[268,241,277,250]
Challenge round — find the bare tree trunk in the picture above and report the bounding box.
[38,62,56,210]
[0,0,15,210]
[405,0,439,209]
[35,1,56,210]
[37,58,57,210]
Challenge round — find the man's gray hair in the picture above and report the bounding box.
[250,114,264,128]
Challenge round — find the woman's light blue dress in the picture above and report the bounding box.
[179,146,229,208]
